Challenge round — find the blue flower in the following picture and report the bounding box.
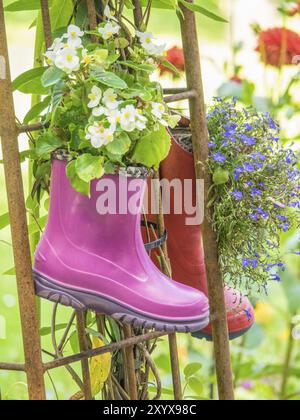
[244,162,255,172]
[276,214,286,222]
[211,152,226,163]
[250,213,259,221]
[242,258,258,268]
[240,134,256,146]
[244,309,253,321]
[242,259,251,267]
[233,165,245,180]
[251,188,262,197]
[255,162,264,170]
[271,274,281,282]
[253,207,269,219]
[247,181,254,187]
[231,190,243,200]
[266,113,277,130]
[251,152,266,161]
[243,123,253,131]
[279,222,289,232]
[271,136,279,142]
[208,141,216,149]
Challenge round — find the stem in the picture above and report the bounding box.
[280,321,295,400]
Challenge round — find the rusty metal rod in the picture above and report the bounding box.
[179,0,235,401]
[40,0,52,49]
[76,311,93,400]
[132,0,143,29]
[164,89,197,104]
[44,330,166,371]
[18,121,49,134]
[123,324,138,400]
[0,362,26,372]
[0,0,46,400]
[86,0,98,43]
[163,88,189,94]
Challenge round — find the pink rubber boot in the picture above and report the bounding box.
[33,159,210,333]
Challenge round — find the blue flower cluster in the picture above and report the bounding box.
[207,98,300,291]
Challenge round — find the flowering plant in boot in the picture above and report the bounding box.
[29,7,179,196]
[207,98,300,292]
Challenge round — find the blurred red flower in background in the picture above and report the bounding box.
[230,75,243,84]
[256,27,300,67]
[159,46,185,76]
[285,1,300,16]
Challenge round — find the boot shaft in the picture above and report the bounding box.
[44,159,147,255]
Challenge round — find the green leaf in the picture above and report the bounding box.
[66,160,90,196]
[28,216,48,236]
[119,60,156,73]
[69,330,80,354]
[140,0,178,9]
[179,0,228,23]
[187,377,204,395]
[132,125,171,169]
[42,66,65,88]
[90,67,128,90]
[114,38,130,49]
[12,67,47,93]
[184,362,203,378]
[23,96,51,124]
[159,59,181,75]
[50,0,74,32]
[106,133,131,155]
[35,132,63,157]
[75,154,105,183]
[40,323,69,336]
[5,0,53,12]
[0,213,10,230]
[3,267,16,276]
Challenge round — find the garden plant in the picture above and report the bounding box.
[0,0,299,402]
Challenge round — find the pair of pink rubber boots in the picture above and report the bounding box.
[34,137,254,339]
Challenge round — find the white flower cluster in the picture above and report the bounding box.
[136,31,166,56]
[98,5,120,40]
[44,25,84,73]
[86,85,169,148]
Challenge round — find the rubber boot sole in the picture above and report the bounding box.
[34,271,209,334]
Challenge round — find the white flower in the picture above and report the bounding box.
[107,109,122,131]
[54,47,80,73]
[135,110,147,131]
[92,106,106,117]
[103,88,119,110]
[104,5,116,20]
[44,50,56,65]
[98,22,120,40]
[120,105,138,132]
[45,38,64,65]
[65,25,84,48]
[136,31,154,44]
[86,123,114,148]
[88,86,102,108]
[151,102,166,119]
[136,30,166,56]
[49,37,64,52]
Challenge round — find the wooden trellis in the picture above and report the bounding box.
[0,0,234,400]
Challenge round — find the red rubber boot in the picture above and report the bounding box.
[144,134,254,340]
